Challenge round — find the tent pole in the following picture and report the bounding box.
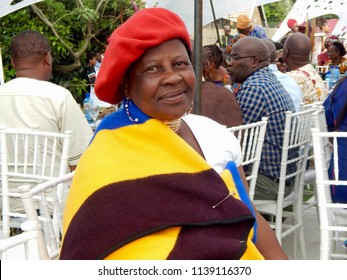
[193,0,202,115]
[209,0,221,46]
[0,47,4,85]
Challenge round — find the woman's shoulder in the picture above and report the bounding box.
[183,114,238,148]
[183,113,227,131]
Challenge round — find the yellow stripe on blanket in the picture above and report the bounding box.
[63,119,211,236]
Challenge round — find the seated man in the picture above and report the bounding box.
[0,30,93,214]
[263,39,303,112]
[228,36,296,200]
[283,32,328,104]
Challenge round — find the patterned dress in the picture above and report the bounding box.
[287,64,328,104]
[325,56,347,74]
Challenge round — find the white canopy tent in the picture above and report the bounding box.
[271,0,347,42]
[0,0,44,85]
[145,0,280,35]
[0,0,43,18]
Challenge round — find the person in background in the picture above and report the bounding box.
[0,30,93,172]
[0,30,93,215]
[85,51,112,107]
[228,36,296,201]
[274,41,287,73]
[325,41,347,75]
[95,51,103,71]
[283,32,328,104]
[317,35,339,66]
[323,76,347,203]
[199,45,243,128]
[85,51,97,94]
[264,39,303,112]
[287,18,299,36]
[202,44,232,89]
[60,7,288,260]
[312,18,331,65]
[236,15,267,39]
[220,24,232,49]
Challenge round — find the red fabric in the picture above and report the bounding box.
[94,8,191,105]
[287,18,297,29]
[318,52,329,66]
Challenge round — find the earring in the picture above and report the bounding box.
[124,98,139,122]
[187,102,194,114]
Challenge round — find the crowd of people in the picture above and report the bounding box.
[1,7,347,260]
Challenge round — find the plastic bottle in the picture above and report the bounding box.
[325,70,332,90]
[83,92,93,124]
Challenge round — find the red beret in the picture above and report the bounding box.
[287,18,297,29]
[95,8,191,105]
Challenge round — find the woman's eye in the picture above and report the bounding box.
[145,65,160,73]
[175,61,189,68]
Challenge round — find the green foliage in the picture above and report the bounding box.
[0,0,140,101]
[264,0,295,28]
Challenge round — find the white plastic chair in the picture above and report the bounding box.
[315,65,329,74]
[0,127,72,239]
[299,101,324,112]
[0,220,41,260]
[312,129,347,260]
[17,171,74,259]
[227,117,268,200]
[302,106,331,214]
[254,109,316,259]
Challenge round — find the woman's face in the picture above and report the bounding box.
[327,45,340,61]
[125,39,195,121]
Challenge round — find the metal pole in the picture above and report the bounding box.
[0,47,4,85]
[193,0,202,115]
[210,0,221,46]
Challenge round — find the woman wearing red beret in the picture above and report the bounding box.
[60,8,288,260]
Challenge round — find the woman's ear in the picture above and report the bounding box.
[120,79,130,98]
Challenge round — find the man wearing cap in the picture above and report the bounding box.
[287,18,299,35]
[236,15,267,39]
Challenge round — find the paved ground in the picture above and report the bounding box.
[281,205,320,259]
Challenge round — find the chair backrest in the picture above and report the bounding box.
[227,117,268,200]
[254,109,315,254]
[0,220,41,260]
[0,127,72,239]
[315,65,329,74]
[312,129,347,260]
[18,171,75,260]
[300,101,324,111]
[278,109,315,208]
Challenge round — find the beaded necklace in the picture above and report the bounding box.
[164,118,182,133]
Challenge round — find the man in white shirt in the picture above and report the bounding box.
[264,39,303,112]
[0,30,93,172]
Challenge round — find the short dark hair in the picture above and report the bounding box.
[10,30,50,64]
[274,41,283,51]
[331,41,347,57]
[87,51,97,61]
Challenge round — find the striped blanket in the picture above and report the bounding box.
[60,108,262,260]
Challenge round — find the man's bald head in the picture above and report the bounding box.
[228,37,270,83]
[233,37,270,62]
[283,32,312,70]
[263,39,277,63]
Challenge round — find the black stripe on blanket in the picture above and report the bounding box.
[60,169,255,260]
